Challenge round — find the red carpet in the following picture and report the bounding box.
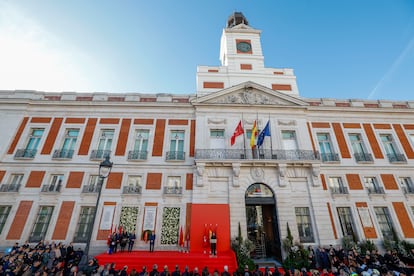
[95,250,238,274]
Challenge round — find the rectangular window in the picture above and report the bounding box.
[42,174,63,192]
[380,134,405,162]
[337,207,357,240]
[29,206,54,242]
[0,206,12,234]
[82,175,100,193]
[124,176,142,194]
[167,131,185,160]
[0,174,24,192]
[210,129,224,138]
[165,176,182,194]
[295,207,314,243]
[409,134,414,146]
[399,177,414,194]
[10,174,24,185]
[328,177,348,194]
[129,129,149,160]
[94,129,114,158]
[55,129,79,158]
[282,130,298,150]
[364,177,384,194]
[349,133,372,162]
[210,129,225,149]
[374,207,395,239]
[317,133,338,162]
[73,207,95,243]
[16,128,45,158]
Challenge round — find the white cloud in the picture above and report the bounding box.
[0,2,96,92]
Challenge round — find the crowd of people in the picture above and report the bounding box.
[302,245,414,276]
[2,241,414,276]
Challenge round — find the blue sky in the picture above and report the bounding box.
[0,1,413,101]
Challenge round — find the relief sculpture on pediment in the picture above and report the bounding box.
[214,90,280,105]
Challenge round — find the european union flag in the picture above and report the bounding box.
[257,120,271,147]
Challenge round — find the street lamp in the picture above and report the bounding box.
[84,155,113,258]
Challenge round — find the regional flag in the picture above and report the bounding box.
[250,120,258,149]
[230,120,244,146]
[179,226,184,247]
[257,120,271,147]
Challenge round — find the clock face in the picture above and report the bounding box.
[237,41,252,53]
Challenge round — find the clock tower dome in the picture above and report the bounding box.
[196,12,299,97]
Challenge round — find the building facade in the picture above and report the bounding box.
[1,13,414,260]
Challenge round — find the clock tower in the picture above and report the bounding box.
[196,12,299,97]
[219,12,264,70]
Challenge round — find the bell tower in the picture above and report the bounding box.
[196,12,299,97]
[219,12,265,71]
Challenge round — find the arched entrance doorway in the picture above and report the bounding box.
[245,183,282,261]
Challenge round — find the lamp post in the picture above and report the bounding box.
[84,155,113,258]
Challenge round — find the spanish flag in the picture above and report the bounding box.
[250,120,258,149]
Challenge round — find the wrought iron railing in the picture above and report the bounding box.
[354,152,374,162]
[52,149,74,159]
[331,186,349,195]
[81,184,101,193]
[14,149,37,158]
[387,153,407,163]
[166,151,185,161]
[320,153,340,162]
[367,186,385,194]
[122,186,142,194]
[128,150,148,160]
[41,184,62,193]
[195,149,319,161]
[163,186,183,195]
[90,150,111,160]
[0,184,20,192]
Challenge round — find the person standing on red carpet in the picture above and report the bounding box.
[149,232,156,252]
[210,232,217,256]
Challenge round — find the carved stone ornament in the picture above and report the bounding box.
[250,167,264,181]
[277,119,296,126]
[207,118,227,124]
[213,91,281,105]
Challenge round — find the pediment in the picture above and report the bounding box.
[193,81,308,106]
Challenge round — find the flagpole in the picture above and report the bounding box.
[242,113,246,159]
[269,114,274,159]
[256,112,259,159]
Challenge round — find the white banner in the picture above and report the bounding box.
[143,206,157,231]
[100,205,115,230]
[357,207,373,228]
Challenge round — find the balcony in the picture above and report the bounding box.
[163,186,182,195]
[367,186,385,195]
[128,150,148,161]
[41,184,62,193]
[122,186,142,194]
[90,150,111,160]
[0,184,20,192]
[331,186,349,195]
[166,151,185,161]
[320,153,340,162]
[81,184,101,193]
[195,149,319,161]
[52,149,74,159]
[354,152,374,163]
[403,186,414,194]
[14,149,37,159]
[387,153,407,163]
